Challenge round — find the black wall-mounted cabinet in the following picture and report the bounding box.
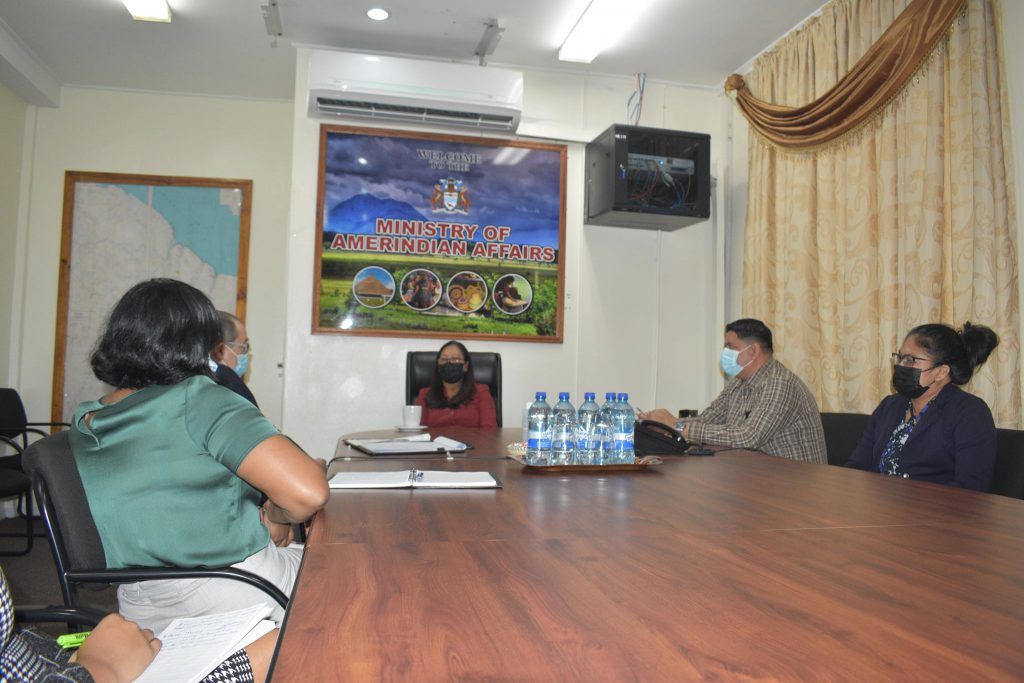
[585,124,711,230]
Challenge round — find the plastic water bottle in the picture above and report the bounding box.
[551,392,577,465]
[597,392,617,464]
[613,392,636,464]
[526,392,552,465]
[575,392,600,464]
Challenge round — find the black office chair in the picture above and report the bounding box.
[0,387,69,525]
[405,351,502,426]
[991,428,1024,499]
[0,437,34,556]
[0,387,70,452]
[819,412,871,467]
[23,431,288,611]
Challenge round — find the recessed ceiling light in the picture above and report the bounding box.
[122,0,172,22]
[364,56,380,62]
[366,8,390,21]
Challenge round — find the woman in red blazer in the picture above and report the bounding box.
[414,340,498,428]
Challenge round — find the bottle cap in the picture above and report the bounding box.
[558,392,570,400]
[605,392,616,399]
[618,392,629,401]
[536,391,546,400]
[584,392,595,400]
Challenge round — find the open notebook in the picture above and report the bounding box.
[329,469,500,489]
[135,604,275,683]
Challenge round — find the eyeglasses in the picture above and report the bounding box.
[890,352,929,367]
[439,358,466,365]
[229,341,251,354]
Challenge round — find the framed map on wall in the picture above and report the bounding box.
[313,125,566,342]
[51,171,252,423]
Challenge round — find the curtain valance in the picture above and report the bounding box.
[724,0,965,150]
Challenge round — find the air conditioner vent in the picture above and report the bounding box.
[315,97,517,131]
[308,51,523,132]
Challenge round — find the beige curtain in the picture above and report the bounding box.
[739,0,1020,426]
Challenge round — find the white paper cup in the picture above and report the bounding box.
[403,405,423,427]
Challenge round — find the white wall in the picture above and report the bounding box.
[282,51,728,458]
[0,81,28,386]
[9,88,294,425]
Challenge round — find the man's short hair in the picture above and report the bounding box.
[217,311,242,346]
[725,318,773,353]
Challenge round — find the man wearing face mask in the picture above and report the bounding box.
[211,310,259,408]
[845,322,999,491]
[641,318,826,463]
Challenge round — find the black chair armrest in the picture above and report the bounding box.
[27,422,72,430]
[15,605,108,627]
[66,567,289,609]
[19,427,54,439]
[0,435,24,453]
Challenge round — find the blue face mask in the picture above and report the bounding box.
[225,345,249,378]
[233,353,249,378]
[719,345,751,378]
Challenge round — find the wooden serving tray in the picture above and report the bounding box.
[507,450,663,473]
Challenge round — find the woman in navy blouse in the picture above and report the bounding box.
[846,323,999,491]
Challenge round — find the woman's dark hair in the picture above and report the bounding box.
[91,279,221,389]
[424,340,476,408]
[907,322,999,385]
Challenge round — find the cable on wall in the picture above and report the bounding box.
[626,72,646,125]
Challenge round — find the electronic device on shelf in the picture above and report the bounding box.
[586,124,711,230]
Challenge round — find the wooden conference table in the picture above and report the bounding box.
[269,427,1024,680]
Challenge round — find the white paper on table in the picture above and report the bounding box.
[134,604,273,683]
[346,433,432,446]
[329,470,416,488]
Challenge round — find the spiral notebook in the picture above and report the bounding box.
[328,469,500,489]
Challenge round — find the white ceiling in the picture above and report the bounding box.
[0,0,826,103]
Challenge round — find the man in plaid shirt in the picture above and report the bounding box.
[642,319,826,463]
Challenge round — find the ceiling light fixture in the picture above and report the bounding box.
[558,0,657,63]
[121,0,172,23]
[366,8,390,21]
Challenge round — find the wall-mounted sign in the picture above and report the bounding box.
[313,125,566,342]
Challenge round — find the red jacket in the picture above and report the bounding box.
[414,384,498,428]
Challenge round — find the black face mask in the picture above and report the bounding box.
[892,365,930,399]
[439,363,466,384]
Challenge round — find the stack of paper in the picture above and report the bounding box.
[345,435,470,455]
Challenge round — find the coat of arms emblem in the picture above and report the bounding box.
[430,178,470,213]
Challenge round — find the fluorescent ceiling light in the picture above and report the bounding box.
[558,0,657,63]
[122,0,172,23]
[366,8,390,21]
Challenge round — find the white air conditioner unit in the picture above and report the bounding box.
[308,51,523,133]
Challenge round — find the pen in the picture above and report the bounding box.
[57,631,90,649]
